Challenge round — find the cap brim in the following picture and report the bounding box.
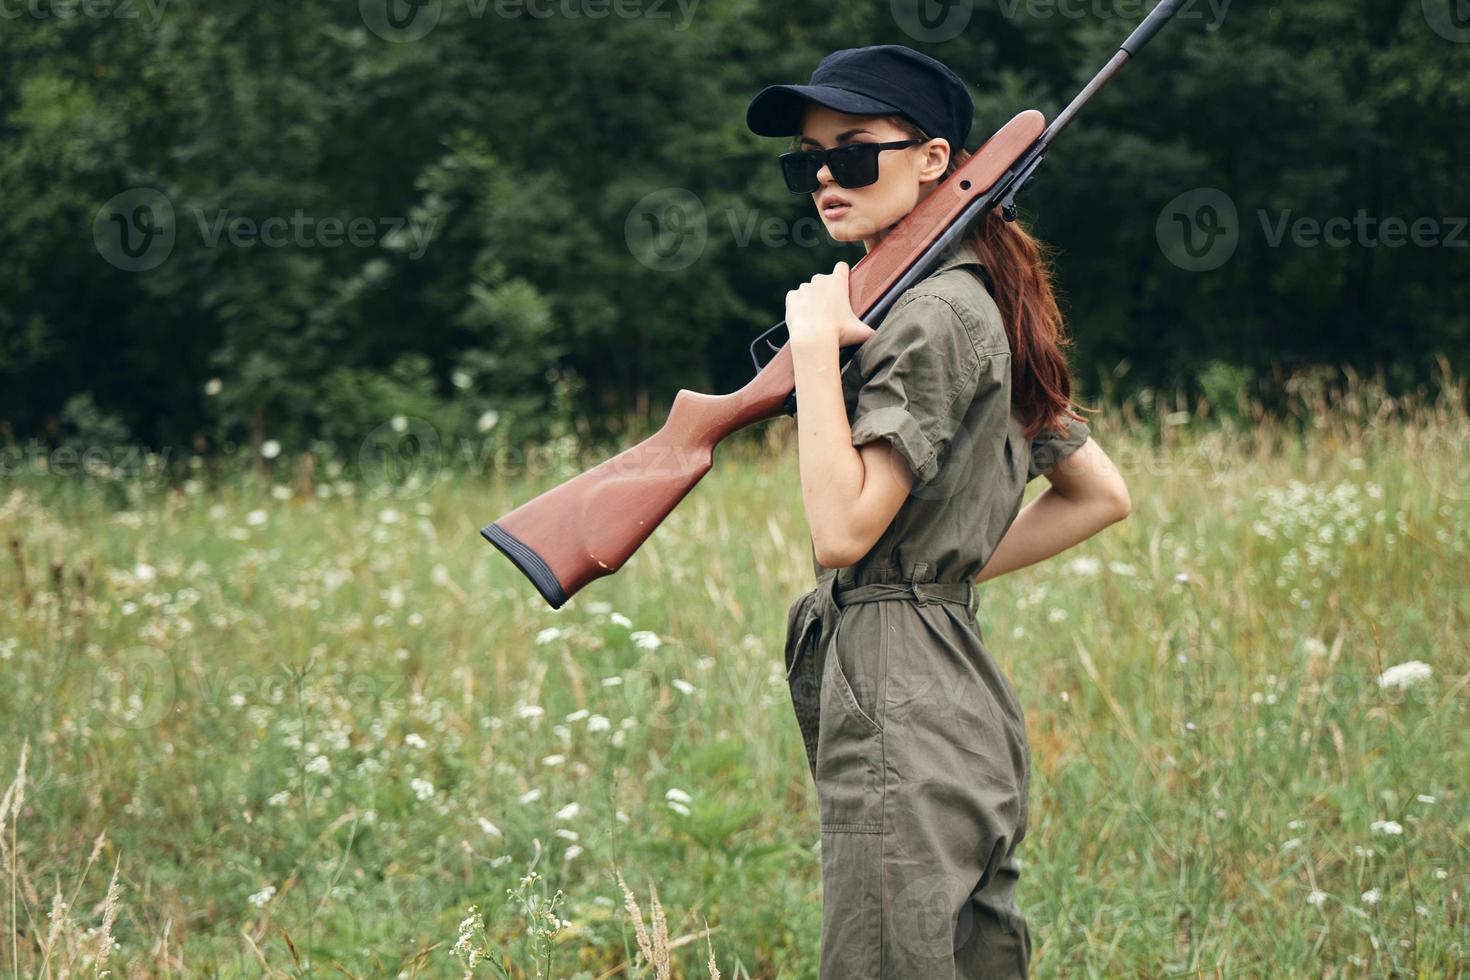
[746,83,907,138]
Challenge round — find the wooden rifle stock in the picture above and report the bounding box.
[482,0,1191,608]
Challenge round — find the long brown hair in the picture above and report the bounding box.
[886,118,1090,442]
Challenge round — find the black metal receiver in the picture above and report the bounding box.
[749,0,1189,417]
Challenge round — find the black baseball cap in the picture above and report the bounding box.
[746,44,974,153]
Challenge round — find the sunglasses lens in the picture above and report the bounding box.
[779,153,821,194]
[829,144,880,190]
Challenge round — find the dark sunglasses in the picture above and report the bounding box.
[778,139,923,195]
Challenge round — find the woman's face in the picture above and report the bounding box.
[797,103,951,251]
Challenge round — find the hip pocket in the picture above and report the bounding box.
[828,604,887,737]
[816,609,887,833]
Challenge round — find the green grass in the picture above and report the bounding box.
[2,364,1467,978]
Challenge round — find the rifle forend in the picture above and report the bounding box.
[482,110,1047,609]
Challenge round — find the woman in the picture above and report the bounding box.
[747,45,1131,978]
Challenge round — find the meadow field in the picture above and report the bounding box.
[2,364,1467,978]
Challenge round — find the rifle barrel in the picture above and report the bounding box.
[1042,0,1190,151]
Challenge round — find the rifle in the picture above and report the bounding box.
[481,0,1188,610]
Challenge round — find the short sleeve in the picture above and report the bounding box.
[848,292,982,484]
[1026,412,1091,481]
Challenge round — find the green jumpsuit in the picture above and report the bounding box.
[782,237,1091,978]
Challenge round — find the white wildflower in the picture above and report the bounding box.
[1306,889,1327,908]
[630,630,662,651]
[405,732,427,749]
[1065,555,1101,576]
[671,678,696,696]
[248,884,277,908]
[1377,661,1431,689]
[1360,888,1381,907]
[410,777,435,801]
[260,440,281,460]
[1370,820,1403,836]
[477,817,502,838]
[554,802,580,821]
[665,788,693,805]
